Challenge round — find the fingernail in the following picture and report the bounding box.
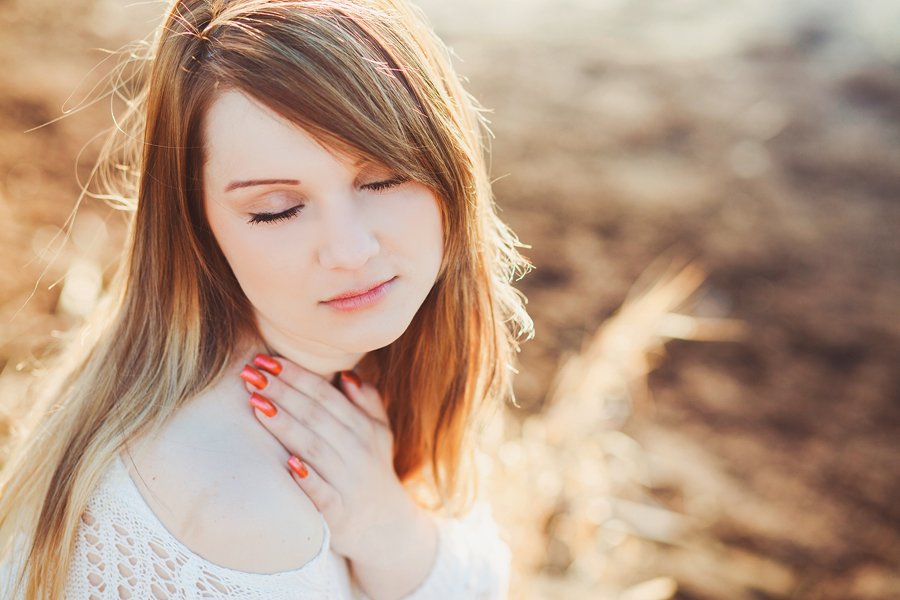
[341,370,361,388]
[254,353,283,376]
[249,392,277,417]
[288,455,308,479]
[241,365,268,389]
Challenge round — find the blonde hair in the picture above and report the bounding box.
[0,1,532,598]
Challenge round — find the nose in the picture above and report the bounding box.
[316,198,380,271]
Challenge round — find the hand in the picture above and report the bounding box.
[240,354,438,597]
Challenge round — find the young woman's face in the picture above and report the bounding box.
[202,91,444,358]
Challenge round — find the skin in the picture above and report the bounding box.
[204,90,445,375]
[127,90,443,600]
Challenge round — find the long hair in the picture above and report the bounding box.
[0,1,532,598]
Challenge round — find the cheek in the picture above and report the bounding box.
[206,202,250,278]
[401,190,445,269]
[204,200,299,305]
[428,199,447,277]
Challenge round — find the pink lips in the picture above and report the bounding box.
[323,277,396,312]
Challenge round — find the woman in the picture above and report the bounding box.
[0,0,532,598]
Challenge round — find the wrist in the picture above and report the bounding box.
[351,504,439,600]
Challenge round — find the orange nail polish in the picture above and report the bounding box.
[254,353,283,376]
[288,455,308,479]
[241,365,268,389]
[249,392,277,417]
[341,370,361,388]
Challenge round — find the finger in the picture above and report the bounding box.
[250,392,343,477]
[253,353,283,376]
[250,373,360,454]
[254,354,373,434]
[340,372,389,426]
[287,455,343,518]
[241,364,269,389]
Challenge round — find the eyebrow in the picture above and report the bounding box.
[224,179,300,193]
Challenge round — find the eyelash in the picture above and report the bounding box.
[248,205,302,225]
[365,175,409,192]
[246,176,409,225]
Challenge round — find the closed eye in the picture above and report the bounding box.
[248,205,303,225]
[363,176,409,192]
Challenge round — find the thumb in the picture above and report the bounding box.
[340,371,390,426]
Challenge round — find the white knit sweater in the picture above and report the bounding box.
[1,457,511,599]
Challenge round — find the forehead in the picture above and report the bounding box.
[202,91,356,182]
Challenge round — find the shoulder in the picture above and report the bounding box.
[124,379,325,574]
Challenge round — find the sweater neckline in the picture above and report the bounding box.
[109,454,333,581]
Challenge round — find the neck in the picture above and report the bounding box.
[249,320,365,383]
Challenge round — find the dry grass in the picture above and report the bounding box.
[479,259,747,599]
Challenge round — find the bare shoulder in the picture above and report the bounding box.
[124,378,325,574]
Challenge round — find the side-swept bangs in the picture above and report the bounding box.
[172,0,473,274]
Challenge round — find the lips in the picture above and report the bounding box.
[324,277,395,303]
[322,277,397,312]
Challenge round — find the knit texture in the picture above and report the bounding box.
[2,457,510,599]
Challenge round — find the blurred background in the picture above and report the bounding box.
[1,0,899,598]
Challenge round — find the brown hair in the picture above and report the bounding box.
[0,1,532,598]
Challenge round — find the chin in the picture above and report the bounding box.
[330,311,418,354]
